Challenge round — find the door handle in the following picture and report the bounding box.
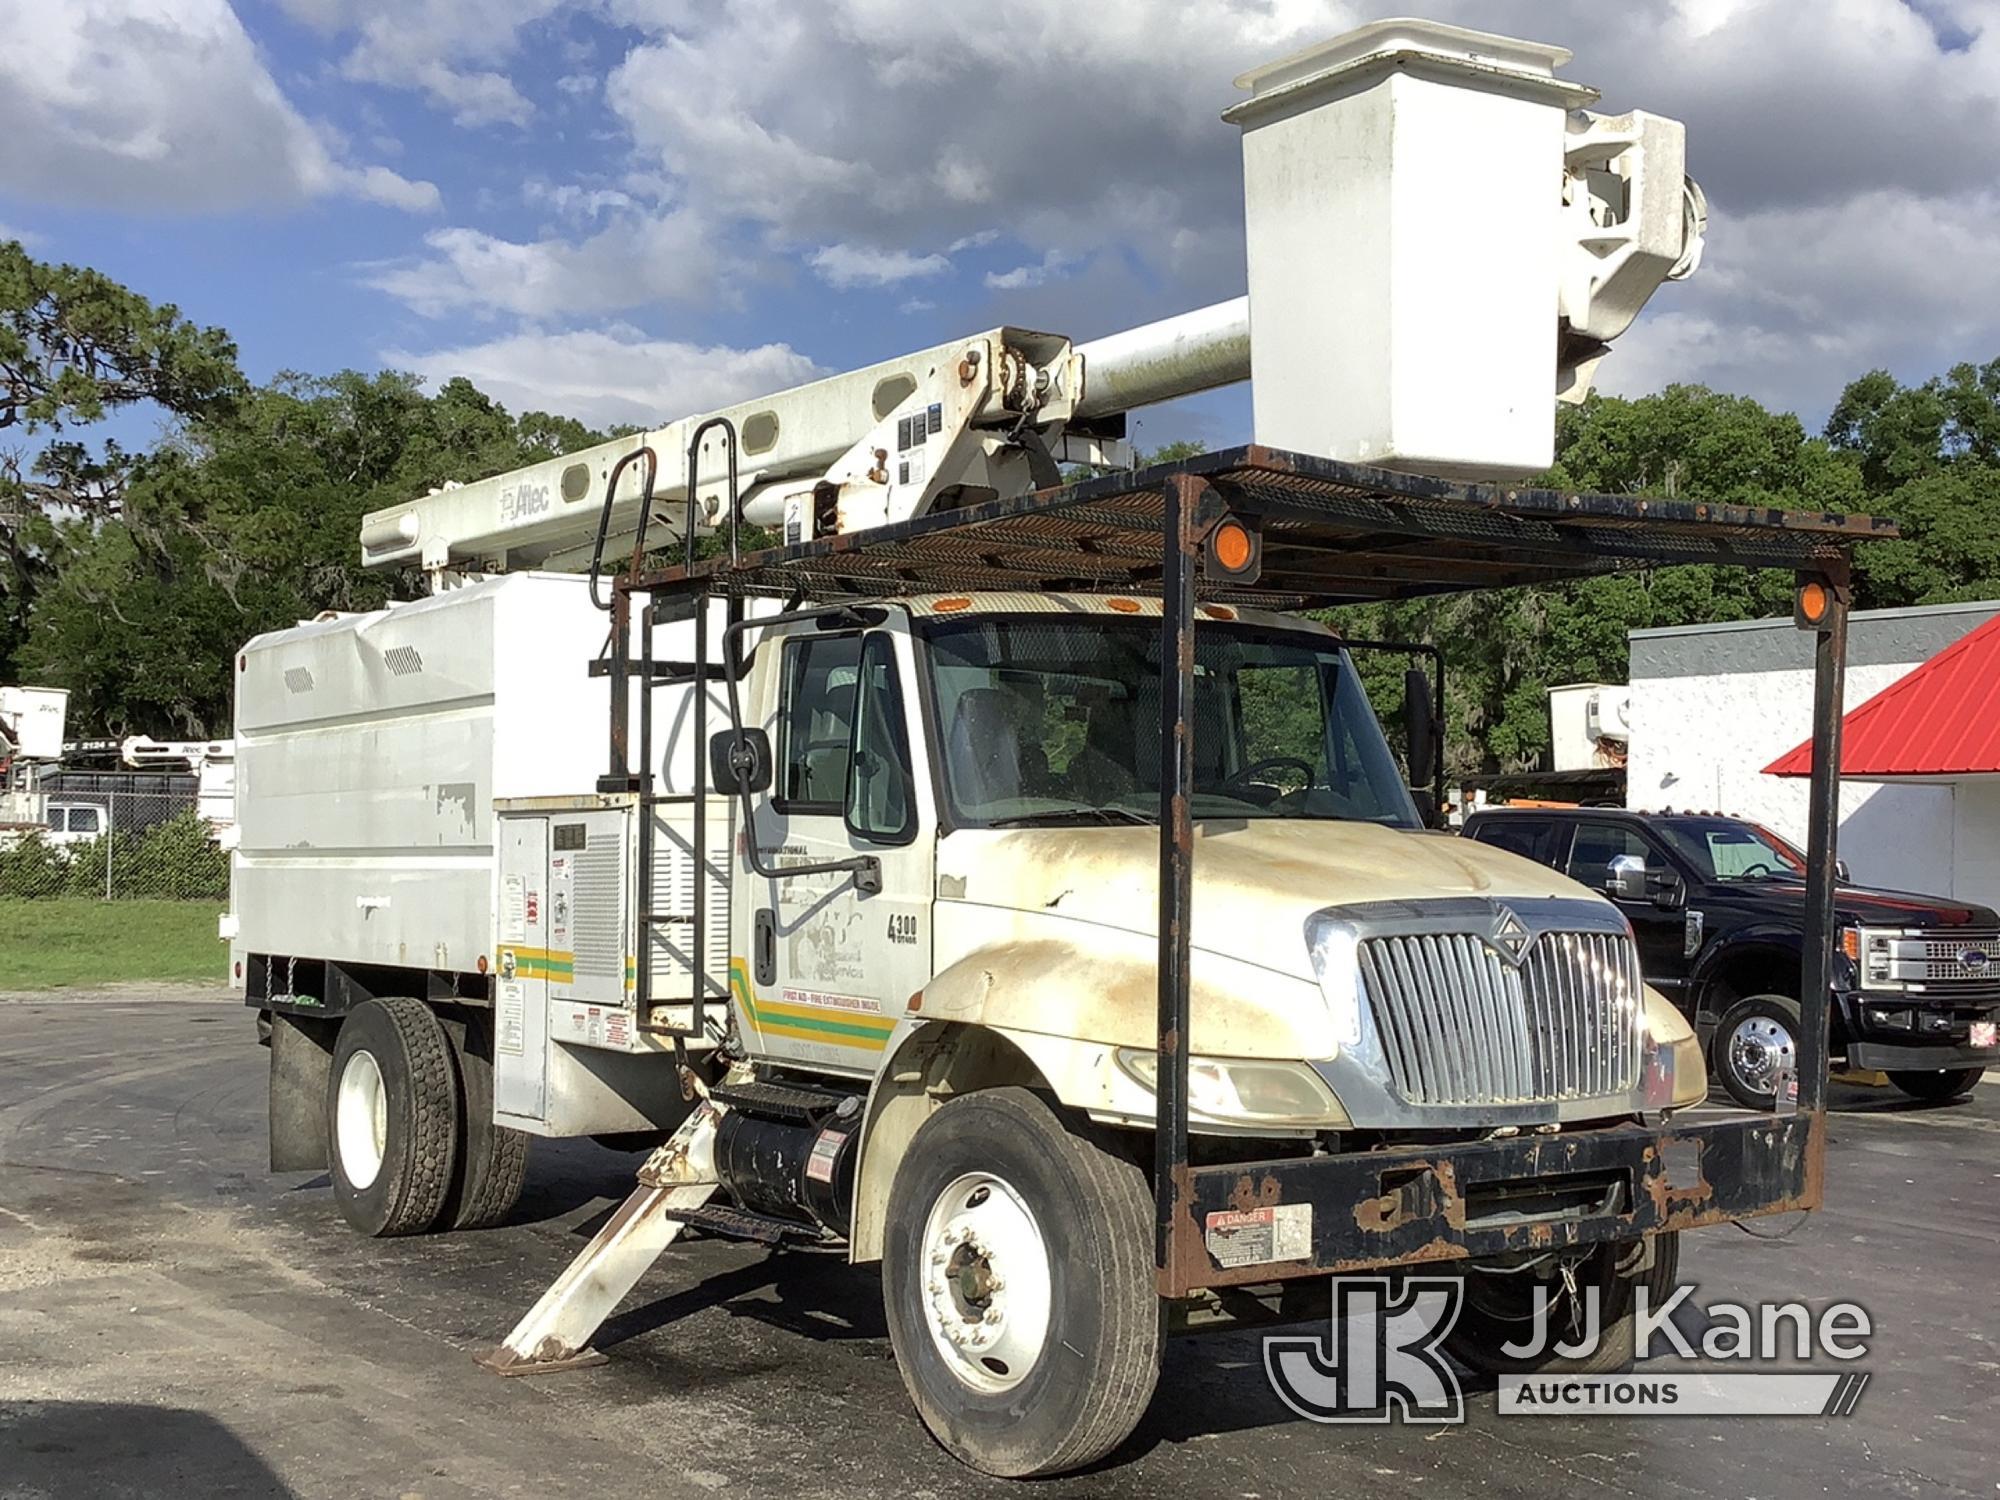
[754,908,777,986]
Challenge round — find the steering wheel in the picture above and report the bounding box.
[1219,756,1316,796]
[1738,860,1776,878]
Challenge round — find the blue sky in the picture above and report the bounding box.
[4,0,1997,454]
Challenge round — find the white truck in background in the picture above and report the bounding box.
[224,21,1861,1478]
[0,685,70,838]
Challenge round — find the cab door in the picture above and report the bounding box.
[743,625,933,1078]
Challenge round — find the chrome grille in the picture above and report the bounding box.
[1868,929,2000,988]
[1919,931,2000,983]
[1357,930,1645,1106]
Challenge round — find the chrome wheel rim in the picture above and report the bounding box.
[1728,1014,1795,1098]
[919,1172,1053,1394]
[335,1049,388,1190]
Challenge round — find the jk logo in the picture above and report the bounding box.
[1263,1277,1465,1424]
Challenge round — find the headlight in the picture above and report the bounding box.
[1863,930,1893,985]
[1641,987,1707,1109]
[1114,1048,1346,1127]
[1304,915,1364,1050]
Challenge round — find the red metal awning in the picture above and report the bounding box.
[1766,609,2000,779]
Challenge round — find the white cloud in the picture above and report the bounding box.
[524,180,637,222]
[1600,189,2000,419]
[365,210,720,318]
[383,327,827,430]
[348,57,533,129]
[328,0,2000,425]
[808,243,950,289]
[0,0,437,214]
[276,0,564,127]
[984,251,1076,292]
[0,223,44,248]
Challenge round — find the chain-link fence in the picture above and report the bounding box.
[0,779,228,900]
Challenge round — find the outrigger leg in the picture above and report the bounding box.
[478,1095,727,1375]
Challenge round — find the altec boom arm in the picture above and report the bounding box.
[360,20,1706,586]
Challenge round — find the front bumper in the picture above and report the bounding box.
[1839,986,1999,1072]
[1158,1112,1820,1295]
[1847,1040,1999,1071]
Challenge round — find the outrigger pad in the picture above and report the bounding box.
[474,1345,610,1378]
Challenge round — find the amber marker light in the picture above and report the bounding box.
[1204,516,1262,584]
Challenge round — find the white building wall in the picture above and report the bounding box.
[1626,602,1999,900]
[1953,780,2000,911]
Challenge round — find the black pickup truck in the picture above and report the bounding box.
[1462,808,2000,1108]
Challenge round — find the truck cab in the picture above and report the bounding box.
[1463,807,2000,1107]
[707,594,1705,1134]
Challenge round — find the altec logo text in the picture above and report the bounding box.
[1264,1278,1873,1423]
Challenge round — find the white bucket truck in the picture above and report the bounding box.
[229,20,1862,1477]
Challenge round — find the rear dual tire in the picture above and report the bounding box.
[328,998,527,1236]
[329,997,460,1236]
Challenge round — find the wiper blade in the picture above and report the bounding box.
[985,808,1155,827]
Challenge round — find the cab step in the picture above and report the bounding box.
[656,1202,818,1245]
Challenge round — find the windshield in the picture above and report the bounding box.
[919,616,1419,829]
[1656,819,1806,882]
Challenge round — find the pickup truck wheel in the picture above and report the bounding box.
[1714,994,1802,1111]
[882,1088,1160,1478]
[1887,1067,1981,1103]
[327,997,459,1237]
[1446,1231,1679,1376]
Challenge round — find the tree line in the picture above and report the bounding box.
[4,240,1997,770]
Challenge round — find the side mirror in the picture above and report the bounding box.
[1403,667,1436,790]
[1606,853,1648,902]
[1651,870,1686,910]
[709,727,773,795]
[1835,859,1851,883]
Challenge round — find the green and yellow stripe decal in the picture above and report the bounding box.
[504,946,573,980]
[730,959,896,1051]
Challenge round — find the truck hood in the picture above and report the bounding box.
[936,819,1595,982]
[1707,877,2000,930]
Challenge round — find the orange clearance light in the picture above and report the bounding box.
[1840,928,1860,963]
[477,954,490,974]
[1106,597,1142,614]
[1204,516,1262,584]
[933,596,973,613]
[1795,579,1832,630]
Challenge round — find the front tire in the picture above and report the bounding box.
[882,1088,1161,1478]
[1714,994,1802,1110]
[328,997,459,1237]
[1887,1067,1981,1103]
[1446,1232,1680,1375]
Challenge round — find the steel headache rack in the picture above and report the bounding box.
[599,442,1889,1295]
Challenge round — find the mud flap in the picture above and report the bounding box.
[269,1011,337,1172]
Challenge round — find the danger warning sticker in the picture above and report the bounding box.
[804,1129,847,1184]
[1204,1204,1312,1269]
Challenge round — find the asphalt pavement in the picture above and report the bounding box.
[2,989,1995,1499]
